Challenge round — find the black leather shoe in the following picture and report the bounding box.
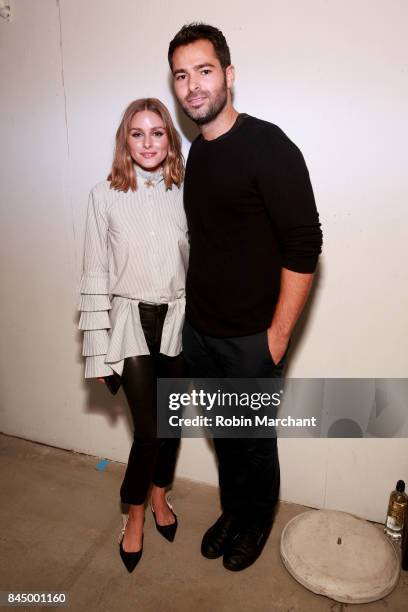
[223,522,272,571]
[119,535,143,573]
[151,497,178,543]
[201,512,240,559]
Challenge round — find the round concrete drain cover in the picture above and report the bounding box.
[280,510,400,604]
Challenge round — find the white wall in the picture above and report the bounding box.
[0,0,407,523]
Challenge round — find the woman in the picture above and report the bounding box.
[78,98,188,572]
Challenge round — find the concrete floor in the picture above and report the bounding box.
[0,434,407,612]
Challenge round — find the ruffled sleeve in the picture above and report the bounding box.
[78,187,113,378]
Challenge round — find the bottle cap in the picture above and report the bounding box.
[396,480,405,492]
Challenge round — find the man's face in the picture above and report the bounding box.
[171,39,233,125]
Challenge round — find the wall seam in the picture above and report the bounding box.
[56,0,82,421]
[56,0,78,268]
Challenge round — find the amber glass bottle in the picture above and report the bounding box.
[384,480,408,540]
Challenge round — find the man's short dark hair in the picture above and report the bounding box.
[168,23,231,71]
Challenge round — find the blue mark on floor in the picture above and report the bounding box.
[96,458,109,471]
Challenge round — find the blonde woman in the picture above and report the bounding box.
[78,98,188,572]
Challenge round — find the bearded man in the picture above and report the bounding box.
[168,23,323,571]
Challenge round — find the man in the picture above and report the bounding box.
[168,23,323,571]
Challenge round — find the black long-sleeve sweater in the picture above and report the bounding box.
[183,114,323,337]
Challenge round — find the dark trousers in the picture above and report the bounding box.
[119,303,185,505]
[182,320,287,525]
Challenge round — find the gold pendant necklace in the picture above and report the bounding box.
[144,179,154,188]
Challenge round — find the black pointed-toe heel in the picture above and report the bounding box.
[118,515,143,573]
[151,496,178,542]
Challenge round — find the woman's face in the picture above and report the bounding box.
[127,110,169,172]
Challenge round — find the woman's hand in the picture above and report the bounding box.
[97,377,106,383]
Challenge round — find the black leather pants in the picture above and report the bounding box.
[119,303,184,505]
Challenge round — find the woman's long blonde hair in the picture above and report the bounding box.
[108,98,184,192]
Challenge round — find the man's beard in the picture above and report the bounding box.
[182,80,228,126]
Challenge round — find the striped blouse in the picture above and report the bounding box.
[78,165,189,378]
